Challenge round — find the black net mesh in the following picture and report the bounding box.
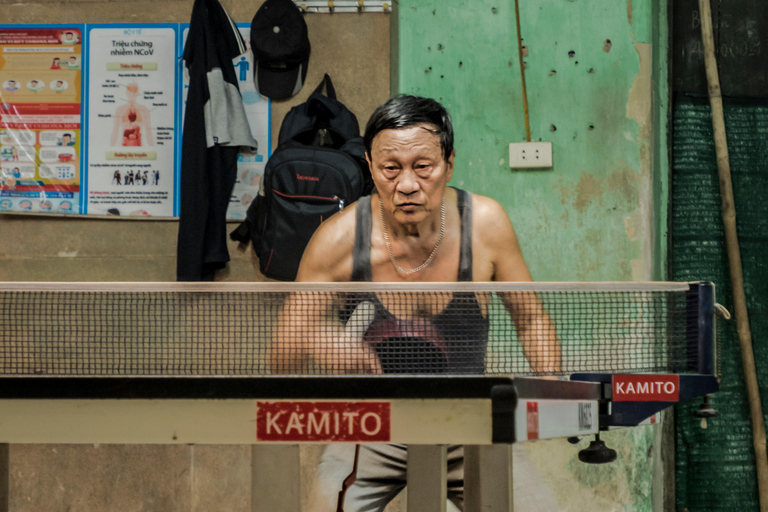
[672,97,768,512]
[0,284,697,377]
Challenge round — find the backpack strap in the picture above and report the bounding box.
[311,73,336,99]
[351,195,373,281]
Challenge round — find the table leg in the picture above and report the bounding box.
[0,444,7,512]
[464,444,513,512]
[407,444,447,512]
[252,444,300,512]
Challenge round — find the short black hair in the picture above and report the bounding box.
[363,95,454,160]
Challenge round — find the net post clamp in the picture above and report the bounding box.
[491,383,517,444]
[571,373,719,427]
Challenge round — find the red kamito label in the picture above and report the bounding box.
[526,401,539,440]
[256,401,391,442]
[612,375,680,402]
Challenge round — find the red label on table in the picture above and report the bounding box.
[526,401,539,440]
[612,375,680,402]
[256,401,391,442]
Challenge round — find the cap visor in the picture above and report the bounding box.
[254,60,308,101]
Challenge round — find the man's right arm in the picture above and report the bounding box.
[270,206,382,374]
[295,205,355,283]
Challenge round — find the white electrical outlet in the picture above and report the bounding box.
[509,141,553,169]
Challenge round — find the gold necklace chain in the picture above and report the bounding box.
[379,197,445,275]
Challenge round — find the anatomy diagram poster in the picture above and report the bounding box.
[0,25,84,214]
[0,23,270,219]
[86,24,178,217]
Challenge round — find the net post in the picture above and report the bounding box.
[688,282,715,375]
[406,445,447,512]
[464,445,513,512]
[251,445,300,512]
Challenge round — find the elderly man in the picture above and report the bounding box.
[272,95,560,511]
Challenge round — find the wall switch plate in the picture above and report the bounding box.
[509,141,553,169]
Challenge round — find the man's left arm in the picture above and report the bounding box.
[478,196,562,374]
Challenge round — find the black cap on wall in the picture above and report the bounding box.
[251,0,311,100]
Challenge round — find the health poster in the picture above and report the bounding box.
[180,24,271,221]
[229,25,271,221]
[86,25,178,217]
[0,26,84,214]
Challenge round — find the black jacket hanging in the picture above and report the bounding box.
[177,0,257,281]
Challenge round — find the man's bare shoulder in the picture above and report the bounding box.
[470,193,516,237]
[296,201,359,282]
[468,192,531,281]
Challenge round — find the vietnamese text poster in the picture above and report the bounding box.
[181,24,271,221]
[86,25,178,217]
[0,25,84,214]
[0,23,267,219]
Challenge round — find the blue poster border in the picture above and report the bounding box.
[177,23,188,218]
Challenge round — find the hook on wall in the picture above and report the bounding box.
[292,1,391,13]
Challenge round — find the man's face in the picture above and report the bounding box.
[62,135,71,144]
[57,81,63,87]
[367,124,454,227]
[69,57,76,63]
[8,81,15,87]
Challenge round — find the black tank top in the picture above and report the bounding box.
[342,188,489,374]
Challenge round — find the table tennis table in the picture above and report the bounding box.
[0,281,722,511]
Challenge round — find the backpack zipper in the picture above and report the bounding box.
[272,189,339,203]
[271,145,363,198]
[272,190,346,211]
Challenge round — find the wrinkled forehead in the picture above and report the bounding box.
[371,124,443,157]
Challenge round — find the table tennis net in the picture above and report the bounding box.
[0,282,710,376]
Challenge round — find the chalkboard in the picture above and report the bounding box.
[673,0,768,97]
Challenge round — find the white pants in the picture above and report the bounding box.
[307,443,465,512]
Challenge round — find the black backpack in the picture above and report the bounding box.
[230,74,373,280]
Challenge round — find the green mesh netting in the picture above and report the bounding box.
[673,97,768,511]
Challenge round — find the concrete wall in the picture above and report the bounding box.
[394,0,666,510]
[0,1,390,284]
[0,1,390,510]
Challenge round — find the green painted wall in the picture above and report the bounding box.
[397,0,656,282]
[395,0,666,510]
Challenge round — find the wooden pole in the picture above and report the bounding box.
[513,0,531,142]
[697,1,768,509]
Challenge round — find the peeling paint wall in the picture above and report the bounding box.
[396,0,662,510]
[397,0,655,282]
